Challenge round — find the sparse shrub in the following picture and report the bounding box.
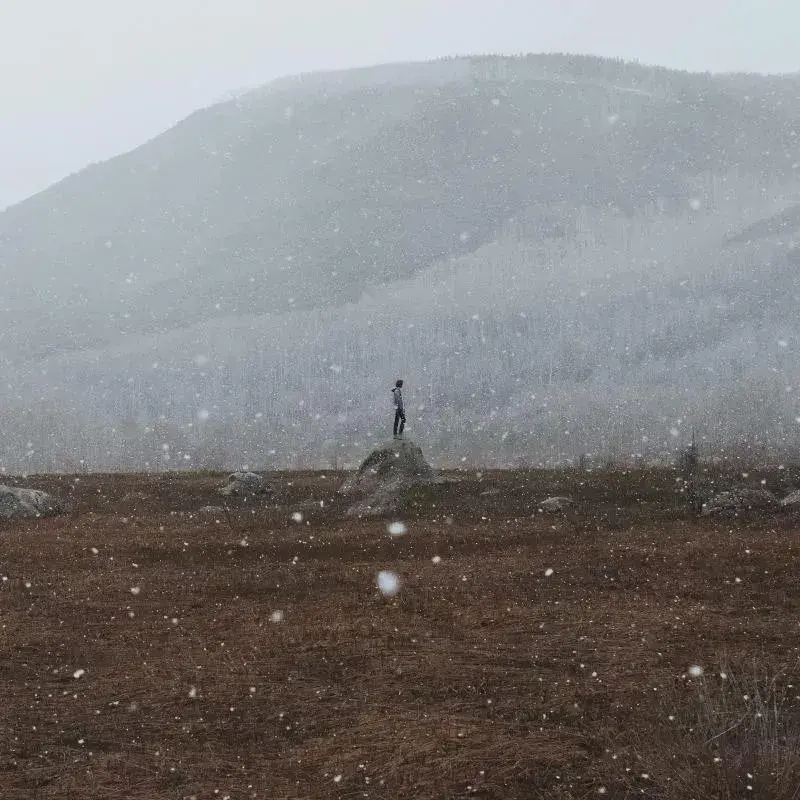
[675,442,699,477]
[676,439,702,513]
[640,662,800,800]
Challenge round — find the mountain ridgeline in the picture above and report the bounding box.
[0,54,799,472]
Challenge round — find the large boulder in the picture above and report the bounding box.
[340,440,434,518]
[701,488,780,517]
[218,472,269,498]
[781,489,800,510]
[0,485,65,521]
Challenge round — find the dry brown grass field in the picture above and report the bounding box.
[1,465,800,799]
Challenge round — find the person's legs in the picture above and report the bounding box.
[398,410,406,436]
[393,409,401,437]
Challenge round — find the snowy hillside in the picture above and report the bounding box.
[0,54,798,471]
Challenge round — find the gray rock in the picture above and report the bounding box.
[0,485,65,521]
[702,488,780,517]
[218,472,269,497]
[538,496,574,513]
[781,489,800,509]
[342,440,434,518]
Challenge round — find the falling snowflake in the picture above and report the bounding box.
[197,409,210,421]
[188,687,198,699]
[377,571,400,597]
[688,665,704,678]
[432,556,442,564]
[544,568,554,577]
[387,521,407,537]
[270,610,285,623]
[291,512,303,523]
[73,669,86,679]
[130,586,141,595]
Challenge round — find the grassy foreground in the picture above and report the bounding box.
[1,467,799,799]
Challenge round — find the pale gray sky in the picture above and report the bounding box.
[1,0,798,209]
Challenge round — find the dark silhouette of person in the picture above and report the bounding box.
[392,379,406,439]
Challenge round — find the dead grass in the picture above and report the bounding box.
[631,660,800,799]
[0,467,799,798]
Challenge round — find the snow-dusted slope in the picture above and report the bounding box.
[0,54,798,471]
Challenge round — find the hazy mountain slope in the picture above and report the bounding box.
[1,55,798,357]
[5,178,799,471]
[0,54,799,471]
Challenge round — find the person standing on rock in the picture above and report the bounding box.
[392,379,406,439]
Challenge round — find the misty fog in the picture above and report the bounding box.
[0,53,798,473]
